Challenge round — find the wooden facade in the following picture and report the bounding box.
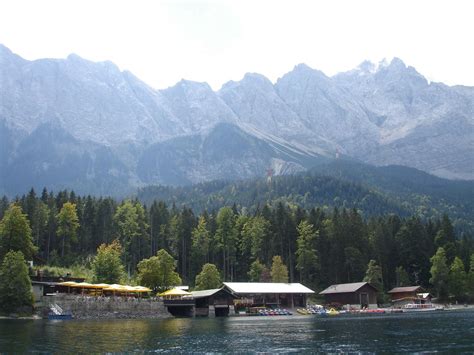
[222,282,315,309]
[319,282,378,308]
[387,286,423,302]
[193,288,236,317]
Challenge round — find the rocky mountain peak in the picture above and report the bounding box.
[0,43,13,56]
[0,44,472,196]
[242,72,273,86]
[387,57,406,70]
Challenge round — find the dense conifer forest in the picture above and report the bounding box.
[1,186,473,301]
[137,161,474,234]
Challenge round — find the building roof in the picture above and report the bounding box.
[319,282,377,294]
[223,282,315,294]
[387,286,423,294]
[31,281,58,286]
[191,288,222,299]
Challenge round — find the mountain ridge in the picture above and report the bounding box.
[0,44,472,196]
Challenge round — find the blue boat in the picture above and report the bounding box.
[48,303,73,320]
[48,313,73,320]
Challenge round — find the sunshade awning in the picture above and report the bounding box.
[159,288,191,297]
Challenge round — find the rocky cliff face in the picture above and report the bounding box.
[0,44,472,195]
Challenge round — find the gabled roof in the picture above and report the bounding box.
[223,282,315,294]
[191,288,223,299]
[319,282,377,294]
[387,286,423,294]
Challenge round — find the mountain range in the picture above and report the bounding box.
[0,44,472,196]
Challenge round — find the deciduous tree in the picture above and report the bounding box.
[0,204,36,261]
[0,251,33,314]
[92,240,125,284]
[195,263,221,290]
[137,249,181,291]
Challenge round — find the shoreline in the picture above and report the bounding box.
[1,305,473,320]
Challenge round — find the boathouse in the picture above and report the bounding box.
[387,286,432,306]
[319,282,378,309]
[191,288,237,317]
[222,282,315,308]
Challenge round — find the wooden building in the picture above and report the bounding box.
[191,288,237,317]
[222,282,315,308]
[319,282,378,309]
[387,286,432,306]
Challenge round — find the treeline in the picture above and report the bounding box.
[0,188,473,300]
[137,169,474,234]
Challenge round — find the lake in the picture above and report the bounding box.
[1,310,473,353]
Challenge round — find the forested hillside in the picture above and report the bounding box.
[138,161,474,233]
[1,188,472,299]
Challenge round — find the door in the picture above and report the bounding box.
[360,293,369,308]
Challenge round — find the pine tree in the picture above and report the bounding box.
[364,260,383,292]
[364,259,384,303]
[215,207,237,281]
[434,215,457,263]
[395,266,411,287]
[248,259,266,282]
[114,201,140,275]
[295,220,318,284]
[191,215,211,277]
[469,254,474,301]
[271,255,289,283]
[448,257,467,301]
[56,202,80,259]
[430,247,449,300]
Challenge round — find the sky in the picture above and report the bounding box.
[0,0,473,90]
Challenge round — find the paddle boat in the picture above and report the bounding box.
[327,308,340,316]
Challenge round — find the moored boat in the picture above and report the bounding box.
[48,313,73,320]
[327,308,340,316]
[297,308,310,315]
[402,303,444,312]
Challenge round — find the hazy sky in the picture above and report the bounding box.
[0,0,472,90]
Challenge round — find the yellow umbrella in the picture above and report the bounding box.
[122,285,137,292]
[71,282,95,288]
[132,286,152,293]
[58,281,78,286]
[103,284,126,291]
[92,283,110,289]
[159,288,191,297]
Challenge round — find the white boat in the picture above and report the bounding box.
[402,303,444,312]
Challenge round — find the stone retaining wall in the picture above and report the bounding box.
[40,294,171,319]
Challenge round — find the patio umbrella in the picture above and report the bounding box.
[158,288,191,297]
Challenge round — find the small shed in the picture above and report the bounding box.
[222,282,315,308]
[319,282,378,309]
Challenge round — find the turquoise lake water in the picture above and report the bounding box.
[1,310,473,353]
